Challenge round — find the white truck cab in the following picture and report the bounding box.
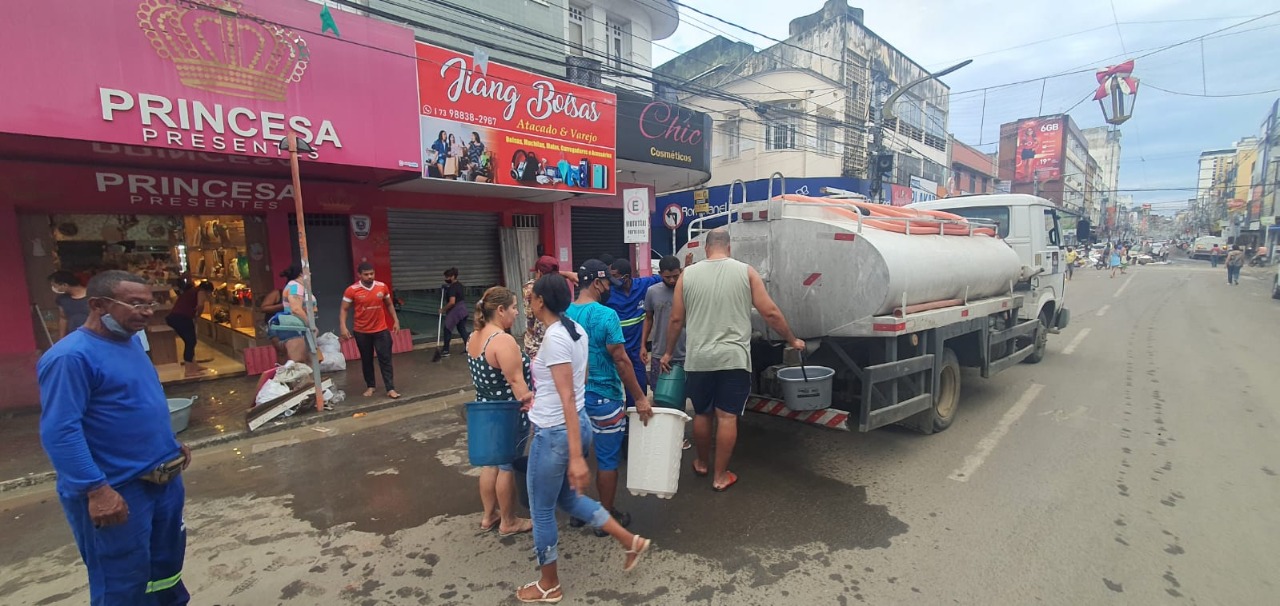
[909,194,1070,333]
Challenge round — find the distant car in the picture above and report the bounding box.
[1192,236,1226,260]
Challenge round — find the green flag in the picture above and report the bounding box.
[320,4,340,37]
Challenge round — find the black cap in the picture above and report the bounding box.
[578,259,620,288]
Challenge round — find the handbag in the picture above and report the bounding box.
[443,156,460,178]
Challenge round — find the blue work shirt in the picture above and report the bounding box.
[607,275,663,359]
[38,328,181,498]
[566,302,625,401]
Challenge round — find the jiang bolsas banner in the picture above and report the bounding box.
[416,43,617,194]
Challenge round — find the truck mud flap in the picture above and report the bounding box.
[746,396,850,431]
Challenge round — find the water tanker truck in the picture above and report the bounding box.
[677,176,1069,434]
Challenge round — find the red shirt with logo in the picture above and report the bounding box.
[343,281,392,334]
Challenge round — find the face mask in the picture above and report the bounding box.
[101,314,136,339]
[51,286,65,295]
[597,284,612,306]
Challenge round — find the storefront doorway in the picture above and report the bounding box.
[288,214,353,336]
[571,207,629,269]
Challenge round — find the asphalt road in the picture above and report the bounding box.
[3,258,1278,605]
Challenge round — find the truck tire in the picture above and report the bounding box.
[932,348,961,432]
[1021,310,1050,364]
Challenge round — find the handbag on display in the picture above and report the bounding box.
[443,155,459,178]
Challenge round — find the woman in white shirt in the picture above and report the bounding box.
[517,274,652,603]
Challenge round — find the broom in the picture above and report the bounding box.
[431,289,445,362]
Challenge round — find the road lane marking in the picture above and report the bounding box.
[1062,328,1092,355]
[949,383,1045,482]
[1114,275,1134,298]
[1096,304,1110,317]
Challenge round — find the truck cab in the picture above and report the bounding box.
[908,195,1069,333]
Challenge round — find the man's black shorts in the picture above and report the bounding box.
[685,369,751,416]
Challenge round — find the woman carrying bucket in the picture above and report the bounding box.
[517,274,651,603]
[466,286,534,537]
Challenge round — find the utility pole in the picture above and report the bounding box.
[869,59,972,204]
[279,132,324,412]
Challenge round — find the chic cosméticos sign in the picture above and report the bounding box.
[615,91,711,173]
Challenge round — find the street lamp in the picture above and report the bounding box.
[870,59,973,203]
[278,133,325,412]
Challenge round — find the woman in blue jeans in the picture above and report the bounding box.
[519,274,651,603]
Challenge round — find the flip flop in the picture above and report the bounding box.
[499,518,533,537]
[691,462,709,477]
[516,581,563,603]
[713,471,739,492]
[623,535,652,572]
[387,391,402,399]
[479,517,500,533]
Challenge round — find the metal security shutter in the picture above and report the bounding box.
[387,210,502,289]
[571,207,628,270]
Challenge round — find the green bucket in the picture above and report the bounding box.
[653,364,687,409]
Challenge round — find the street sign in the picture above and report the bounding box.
[693,188,710,214]
[662,203,684,230]
[623,188,650,244]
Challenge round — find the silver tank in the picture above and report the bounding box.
[679,199,1023,339]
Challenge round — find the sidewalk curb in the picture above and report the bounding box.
[0,385,476,495]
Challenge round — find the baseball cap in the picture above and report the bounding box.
[531,255,559,274]
[578,259,620,288]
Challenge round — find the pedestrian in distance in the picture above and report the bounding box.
[1210,244,1222,268]
[1110,246,1123,279]
[466,286,534,537]
[518,274,652,603]
[166,280,214,377]
[523,255,561,360]
[564,259,653,534]
[48,270,89,340]
[439,267,470,357]
[339,262,402,399]
[1226,245,1245,285]
[38,270,192,605]
[1064,247,1077,281]
[267,263,319,364]
[661,228,805,492]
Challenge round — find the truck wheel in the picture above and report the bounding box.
[1022,311,1050,364]
[932,349,961,432]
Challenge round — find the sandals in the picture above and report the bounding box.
[499,518,534,537]
[624,535,652,572]
[516,581,563,603]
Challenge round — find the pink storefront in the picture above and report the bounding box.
[0,0,429,409]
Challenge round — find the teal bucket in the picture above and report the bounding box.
[465,401,522,467]
[653,364,686,409]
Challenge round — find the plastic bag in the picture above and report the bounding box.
[273,361,314,385]
[255,380,291,406]
[316,332,341,355]
[319,350,346,372]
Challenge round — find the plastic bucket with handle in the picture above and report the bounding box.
[653,364,687,409]
[465,400,523,467]
[776,366,835,411]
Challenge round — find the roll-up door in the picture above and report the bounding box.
[387,209,502,289]
[571,207,628,270]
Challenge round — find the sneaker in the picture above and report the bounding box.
[569,517,586,528]
[440,350,451,358]
[594,509,631,537]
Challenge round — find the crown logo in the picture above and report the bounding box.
[137,0,308,102]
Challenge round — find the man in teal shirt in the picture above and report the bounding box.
[565,260,652,533]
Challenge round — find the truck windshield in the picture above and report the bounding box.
[944,206,1010,238]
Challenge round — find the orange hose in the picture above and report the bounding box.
[776,195,996,237]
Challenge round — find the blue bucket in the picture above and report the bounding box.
[465,401,523,467]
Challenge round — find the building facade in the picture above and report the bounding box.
[654,0,950,198]
[1082,126,1121,229]
[0,0,708,410]
[948,136,999,196]
[998,114,1097,226]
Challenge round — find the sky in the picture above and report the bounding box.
[650,0,1280,212]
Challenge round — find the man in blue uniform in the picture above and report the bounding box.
[39,270,191,605]
[563,259,662,406]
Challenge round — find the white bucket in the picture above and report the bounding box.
[625,407,690,499]
[776,366,835,411]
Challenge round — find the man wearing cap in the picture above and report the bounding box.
[565,260,653,534]
[563,258,664,410]
[522,255,561,359]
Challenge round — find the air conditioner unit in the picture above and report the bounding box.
[566,56,602,88]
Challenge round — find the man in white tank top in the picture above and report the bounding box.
[661,228,804,492]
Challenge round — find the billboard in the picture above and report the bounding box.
[416,43,617,194]
[0,0,421,170]
[1014,117,1063,183]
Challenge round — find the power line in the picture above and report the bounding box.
[1144,83,1280,98]
[1108,0,1129,54]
